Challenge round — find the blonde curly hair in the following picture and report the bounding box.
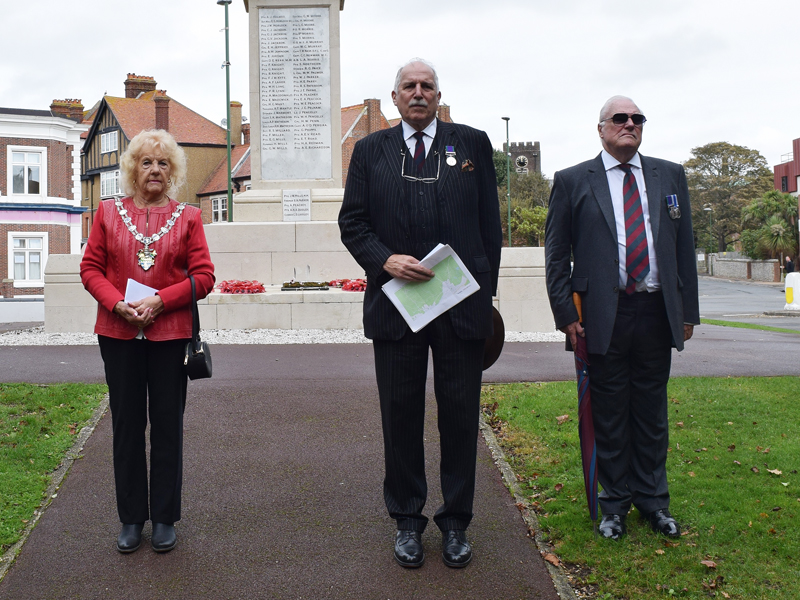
[120,129,187,197]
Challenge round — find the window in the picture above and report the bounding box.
[100,170,121,198]
[11,152,41,195]
[101,131,118,154]
[212,197,228,222]
[8,233,48,286]
[782,176,789,193]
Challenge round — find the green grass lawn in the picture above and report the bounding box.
[0,383,106,553]
[482,377,800,599]
[700,319,800,335]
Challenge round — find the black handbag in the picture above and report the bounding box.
[184,275,212,380]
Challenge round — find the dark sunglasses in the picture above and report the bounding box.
[600,113,647,126]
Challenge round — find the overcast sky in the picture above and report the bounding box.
[3,0,798,176]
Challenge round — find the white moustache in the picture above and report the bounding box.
[409,99,428,108]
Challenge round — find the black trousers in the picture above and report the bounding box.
[587,291,673,516]
[373,316,485,533]
[98,335,189,524]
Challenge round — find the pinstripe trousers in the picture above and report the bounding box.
[373,315,485,533]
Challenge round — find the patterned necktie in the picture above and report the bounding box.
[620,163,650,294]
[413,131,426,172]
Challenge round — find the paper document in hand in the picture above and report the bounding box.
[125,278,158,304]
[382,244,480,333]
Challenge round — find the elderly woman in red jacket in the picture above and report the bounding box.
[81,129,215,554]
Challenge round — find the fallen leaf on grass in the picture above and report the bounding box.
[767,469,782,475]
[542,552,560,566]
[554,483,563,492]
[733,460,741,465]
[676,421,684,428]
[687,471,696,477]
[751,467,760,473]
[781,482,789,487]
[700,560,717,569]
[556,415,570,425]
[727,444,735,451]
[721,593,730,599]
[655,549,665,555]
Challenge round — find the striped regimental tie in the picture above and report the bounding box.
[413,131,426,172]
[620,163,650,294]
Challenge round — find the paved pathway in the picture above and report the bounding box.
[0,320,798,599]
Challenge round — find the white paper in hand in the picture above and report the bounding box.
[124,278,158,304]
[382,244,480,333]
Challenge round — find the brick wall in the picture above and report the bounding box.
[0,222,71,297]
[0,137,74,199]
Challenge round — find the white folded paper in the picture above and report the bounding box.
[124,278,158,304]
[382,244,480,333]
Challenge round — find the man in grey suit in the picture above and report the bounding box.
[339,59,502,567]
[545,96,699,540]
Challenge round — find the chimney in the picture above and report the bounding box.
[124,73,157,99]
[365,99,382,133]
[437,104,451,123]
[154,92,170,131]
[229,101,243,145]
[242,123,251,145]
[50,99,85,122]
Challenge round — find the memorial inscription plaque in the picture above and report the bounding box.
[259,7,332,181]
[282,189,312,221]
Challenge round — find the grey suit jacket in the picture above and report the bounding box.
[545,153,700,355]
[339,120,502,341]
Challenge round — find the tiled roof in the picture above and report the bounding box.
[341,104,367,139]
[387,118,401,128]
[105,92,226,145]
[197,144,250,196]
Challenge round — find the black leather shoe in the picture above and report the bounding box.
[441,530,472,568]
[598,514,626,540]
[394,530,424,568]
[151,522,177,553]
[117,523,144,553]
[644,509,681,538]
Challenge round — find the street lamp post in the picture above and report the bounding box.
[218,0,233,222]
[502,117,511,247]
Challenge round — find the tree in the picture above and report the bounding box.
[497,171,552,246]
[683,142,773,252]
[740,190,798,261]
[493,148,509,187]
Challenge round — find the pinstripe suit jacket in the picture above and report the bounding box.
[545,153,700,355]
[339,120,502,341]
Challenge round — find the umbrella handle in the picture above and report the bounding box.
[572,292,583,324]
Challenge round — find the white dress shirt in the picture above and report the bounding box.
[401,119,437,157]
[601,149,661,292]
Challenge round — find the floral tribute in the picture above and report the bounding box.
[216,280,266,294]
[329,278,367,292]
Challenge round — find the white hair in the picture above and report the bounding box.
[599,95,640,122]
[393,58,439,93]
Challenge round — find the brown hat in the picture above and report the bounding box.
[483,307,505,370]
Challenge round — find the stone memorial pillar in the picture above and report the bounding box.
[237,0,345,222]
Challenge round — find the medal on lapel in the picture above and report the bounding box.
[445,145,457,167]
[666,194,681,219]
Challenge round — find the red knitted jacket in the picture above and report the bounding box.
[80,197,215,341]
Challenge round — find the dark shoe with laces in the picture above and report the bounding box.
[151,522,177,553]
[394,530,424,568]
[117,523,144,553]
[643,508,681,538]
[441,530,472,568]
[598,514,626,540]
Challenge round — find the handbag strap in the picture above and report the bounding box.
[189,274,201,348]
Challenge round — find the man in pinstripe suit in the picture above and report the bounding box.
[339,59,502,568]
